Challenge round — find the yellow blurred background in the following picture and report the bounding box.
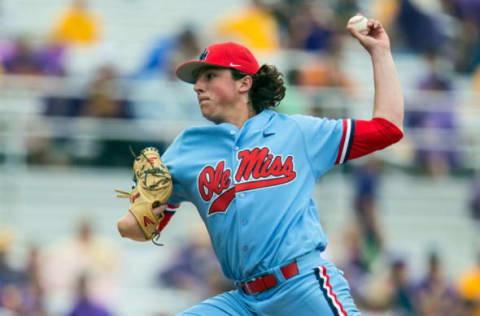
[0,0,479,315]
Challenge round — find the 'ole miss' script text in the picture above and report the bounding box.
[198,147,297,214]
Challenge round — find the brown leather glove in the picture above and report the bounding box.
[115,147,173,240]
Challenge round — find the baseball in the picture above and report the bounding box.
[348,15,369,35]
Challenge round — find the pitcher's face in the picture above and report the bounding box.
[193,68,243,124]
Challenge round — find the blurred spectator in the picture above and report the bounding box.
[0,232,23,314]
[336,160,386,310]
[0,230,48,315]
[406,53,461,176]
[0,229,24,287]
[0,284,23,315]
[80,63,134,166]
[387,259,416,315]
[354,159,380,215]
[132,27,203,122]
[441,0,480,74]
[297,36,351,87]
[0,34,66,77]
[395,0,449,54]
[443,0,480,24]
[26,128,73,166]
[339,224,372,306]
[35,64,134,167]
[474,65,480,92]
[415,251,461,316]
[457,250,480,316]
[471,174,480,223]
[67,274,112,316]
[265,0,294,43]
[454,19,480,74]
[285,2,336,51]
[0,37,15,64]
[43,96,84,118]
[27,64,133,167]
[134,27,200,80]
[81,64,131,119]
[296,36,355,118]
[215,0,279,54]
[359,257,416,314]
[2,36,43,75]
[372,0,401,33]
[35,39,66,76]
[352,159,384,271]
[21,246,48,316]
[42,219,120,306]
[14,246,47,316]
[43,63,131,119]
[50,0,101,46]
[157,224,233,299]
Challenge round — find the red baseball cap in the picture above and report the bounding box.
[176,42,260,84]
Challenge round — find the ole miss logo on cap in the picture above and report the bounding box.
[199,49,209,61]
[176,42,260,83]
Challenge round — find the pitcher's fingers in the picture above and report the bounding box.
[368,19,382,30]
[347,24,363,39]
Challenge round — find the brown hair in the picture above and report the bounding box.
[231,64,286,113]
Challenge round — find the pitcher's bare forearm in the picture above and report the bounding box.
[117,211,148,241]
[117,205,167,241]
[371,48,404,131]
[347,16,404,131]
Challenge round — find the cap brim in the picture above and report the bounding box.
[176,61,227,84]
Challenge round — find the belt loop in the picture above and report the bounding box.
[243,281,255,295]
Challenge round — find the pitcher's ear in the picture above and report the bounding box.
[238,75,253,93]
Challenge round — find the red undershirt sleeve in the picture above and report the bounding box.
[335,118,403,164]
[157,204,180,233]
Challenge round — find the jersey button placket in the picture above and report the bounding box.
[231,131,250,255]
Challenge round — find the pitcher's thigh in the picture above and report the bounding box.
[178,290,253,316]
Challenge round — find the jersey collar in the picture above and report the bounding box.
[245,109,276,136]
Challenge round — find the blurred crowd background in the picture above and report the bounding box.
[0,0,479,315]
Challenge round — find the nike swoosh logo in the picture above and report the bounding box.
[229,63,241,67]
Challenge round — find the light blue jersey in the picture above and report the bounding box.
[163,109,360,315]
[162,109,354,282]
[161,39,368,315]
